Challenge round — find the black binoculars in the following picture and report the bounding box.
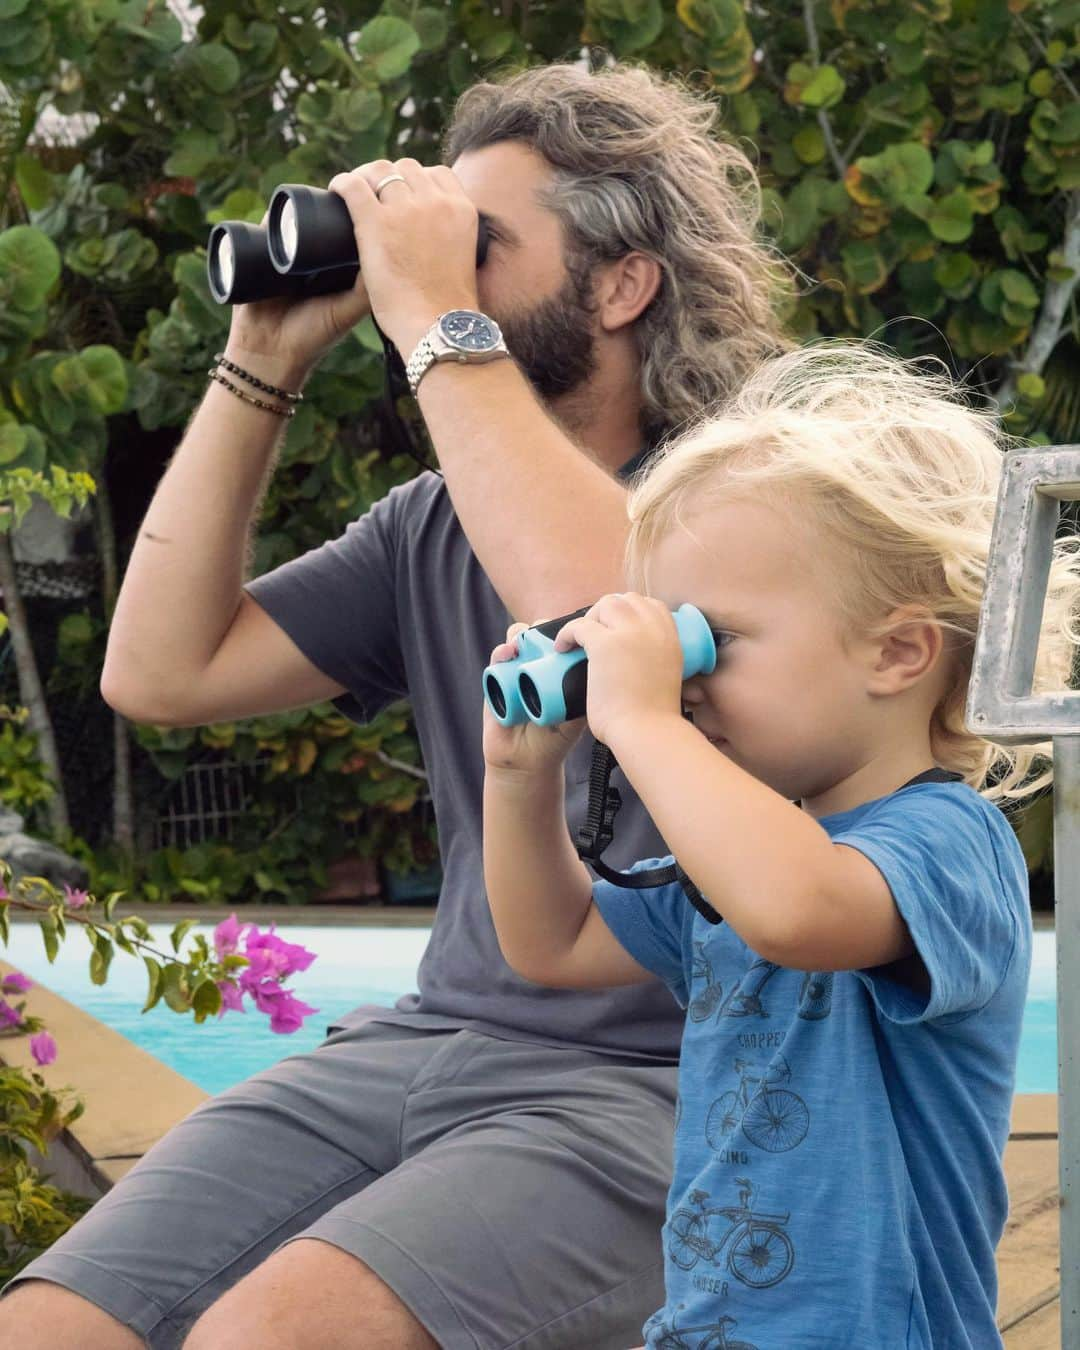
[206,183,490,306]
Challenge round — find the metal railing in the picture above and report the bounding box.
[967,442,1080,1346]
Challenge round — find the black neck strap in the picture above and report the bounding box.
[574,743,963,926]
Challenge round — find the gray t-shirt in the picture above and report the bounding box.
[245,455,681,1061]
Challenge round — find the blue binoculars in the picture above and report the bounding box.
[483,603,718,728]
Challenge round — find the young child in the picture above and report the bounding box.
[481,342,1077,1349]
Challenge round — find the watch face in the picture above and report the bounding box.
[439,309,502,351]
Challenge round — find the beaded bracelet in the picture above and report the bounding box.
[208,368,296,419]
[213,352,304,404]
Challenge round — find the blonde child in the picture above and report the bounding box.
[482,342,1076,1349]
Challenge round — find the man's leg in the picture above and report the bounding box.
[182,1030,676,1350]
[0,1280,145,1350]
[182,1242,437,1350]
[0,1022,445,1350]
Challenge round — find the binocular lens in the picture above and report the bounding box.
[485,674,508,721]
[278,197,298,267]
[209,184,491,305]
[519,674,543,720]
[214,234,235,293]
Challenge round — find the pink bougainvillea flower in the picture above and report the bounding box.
[30,1031,57,1066]
[62,884,90,909]
[0,999,23,1028]
[243,929,317,981]
[1,971,32,994]
[211,918,318,1032]
[254,986,318,1035]
[213,913,251,960]
[216,979,246,1014]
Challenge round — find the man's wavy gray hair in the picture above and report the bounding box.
[443,61,792,445]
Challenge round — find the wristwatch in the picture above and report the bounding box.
[405,309,510,396]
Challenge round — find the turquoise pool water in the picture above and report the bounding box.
[1,923,1059,1096]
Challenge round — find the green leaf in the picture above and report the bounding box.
[1047,101,1080,145]
[798,65,845,110]
[340,88,383,133]
[999,269,1039,309]
[0,226,61,310]
[192,977,223,1024]
[792,125,826,166]
[1017,372,1046,401]
[0,901,8,946]
[38,914,58,964]
[856,143,935,207]
[927,190,974,243]
[0,423,28,468]
[89,936,113,985]
[142,957,163,1012]
[160,963,192,1013]
[414,7,449,50]
[190,43,241,94]
[354,16,421,83]
[842,240,890,294]
[15,155,53,211]
[112,927,135,955]
[79,346,128,415]
[934,251,975,295]
[163,130,221,179]
[352,315,385,353]
[118,7,182,50]
[170,918,198,954]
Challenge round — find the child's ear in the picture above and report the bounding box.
[865,606,944,696]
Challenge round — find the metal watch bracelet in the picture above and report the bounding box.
[405,334,440,397]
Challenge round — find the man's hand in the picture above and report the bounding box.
[224,157,482,381]
[326,157,482,358]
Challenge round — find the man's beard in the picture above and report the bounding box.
[495,264,598,403]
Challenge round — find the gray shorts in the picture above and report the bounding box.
[3,1018,676,1349]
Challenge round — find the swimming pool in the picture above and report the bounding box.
[0,922,1059,1095]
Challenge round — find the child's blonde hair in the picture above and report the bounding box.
[625,341,1080,802]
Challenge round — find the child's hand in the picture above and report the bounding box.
[552,593,685,747]
[482,622,587,778]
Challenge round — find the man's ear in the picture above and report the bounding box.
[865,606,944,696]
[596,252,662,334]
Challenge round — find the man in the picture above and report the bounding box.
[1,62,788,1349]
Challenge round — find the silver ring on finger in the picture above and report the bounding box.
[373,173,408,200]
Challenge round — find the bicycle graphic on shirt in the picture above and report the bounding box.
[705,1056,810,1154]
[690,947,835,1024]
[667,1178,795,1288]
[647,1304,760,1350]
[689,951,781,1022]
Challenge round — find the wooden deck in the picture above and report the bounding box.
[1001,1094,1061,1346]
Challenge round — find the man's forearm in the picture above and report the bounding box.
[101,347,310,710]
[483,766,595,983]
[417,360,632,621]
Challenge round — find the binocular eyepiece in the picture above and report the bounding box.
[484,604,718,728]
[206,184,490,306]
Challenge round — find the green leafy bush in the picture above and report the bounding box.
[0,0,1075,890]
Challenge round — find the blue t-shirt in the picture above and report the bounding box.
[594,780,1031,1350]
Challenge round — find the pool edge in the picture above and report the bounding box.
[0,957,208,1199]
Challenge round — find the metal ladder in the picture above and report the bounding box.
[968,443,1080,1347]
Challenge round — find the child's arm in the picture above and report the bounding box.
[605,713,911,972]
[551,594,914,974]
[483,762,656,988]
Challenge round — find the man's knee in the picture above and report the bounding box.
[0,1279,145,1350]
[182,1239,439,1350]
